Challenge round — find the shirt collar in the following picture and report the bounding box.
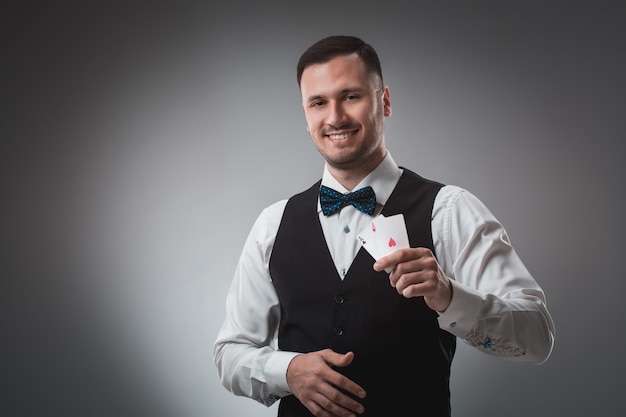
[320,151,403,208]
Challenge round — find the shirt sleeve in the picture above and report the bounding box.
[433,185,555,363]
[213,200,298,407]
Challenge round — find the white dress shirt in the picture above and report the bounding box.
[214,152,555,407]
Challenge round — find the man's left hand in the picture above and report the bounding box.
[373,247,452,313]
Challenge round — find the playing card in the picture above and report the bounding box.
[357,214,410,273]
[374,213,410,258]
[356,216,385,260]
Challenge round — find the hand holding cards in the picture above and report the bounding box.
[356,214,410,273]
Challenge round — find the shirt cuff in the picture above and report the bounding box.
[264,350,301,396]
[437,279,483,337]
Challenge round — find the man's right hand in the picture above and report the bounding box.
[286,349,366,417]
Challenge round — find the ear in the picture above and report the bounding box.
[382,86,392,117]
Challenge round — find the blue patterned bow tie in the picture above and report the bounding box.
[319,185,376,216]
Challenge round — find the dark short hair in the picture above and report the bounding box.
[296,35,383,88]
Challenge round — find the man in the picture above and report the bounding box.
[214,35,555,417]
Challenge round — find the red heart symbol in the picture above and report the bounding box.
[388,237,396,247]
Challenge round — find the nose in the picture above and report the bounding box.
[327,101,348,127]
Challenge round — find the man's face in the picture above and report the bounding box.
[300,53,391,176]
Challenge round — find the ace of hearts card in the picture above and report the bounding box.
[356,213,410,272]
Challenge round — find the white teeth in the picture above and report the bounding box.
[329,133,351,140]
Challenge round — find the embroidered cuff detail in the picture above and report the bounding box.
[258,393,281,407]
[465,329,526,356]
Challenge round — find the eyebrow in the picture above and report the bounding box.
[305,86,367,103]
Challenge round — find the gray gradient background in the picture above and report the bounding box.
[3,1,625,416]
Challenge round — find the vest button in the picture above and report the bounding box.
[335,295,344,304]
[333,327,343,336]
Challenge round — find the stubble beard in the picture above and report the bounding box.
[323,145,376,172]
[316,110,387,174]
[321,130,385,175]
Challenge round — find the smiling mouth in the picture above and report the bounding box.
[326,130,357,140]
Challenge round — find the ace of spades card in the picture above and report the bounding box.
[356,214,410,273]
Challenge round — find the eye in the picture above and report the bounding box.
[345,94,360,101]
[310,100,325,108]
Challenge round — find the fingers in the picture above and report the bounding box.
[308,386,365,417]
[287,350,366,416]
[372,248,452,311]
[373,247,432,280]
[319,350,367,403]
[391,254,439,292]
[373,247,432,273]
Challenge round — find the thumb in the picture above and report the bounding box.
[322,350,355,368]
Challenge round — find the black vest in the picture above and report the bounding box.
[269,169,456,416]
